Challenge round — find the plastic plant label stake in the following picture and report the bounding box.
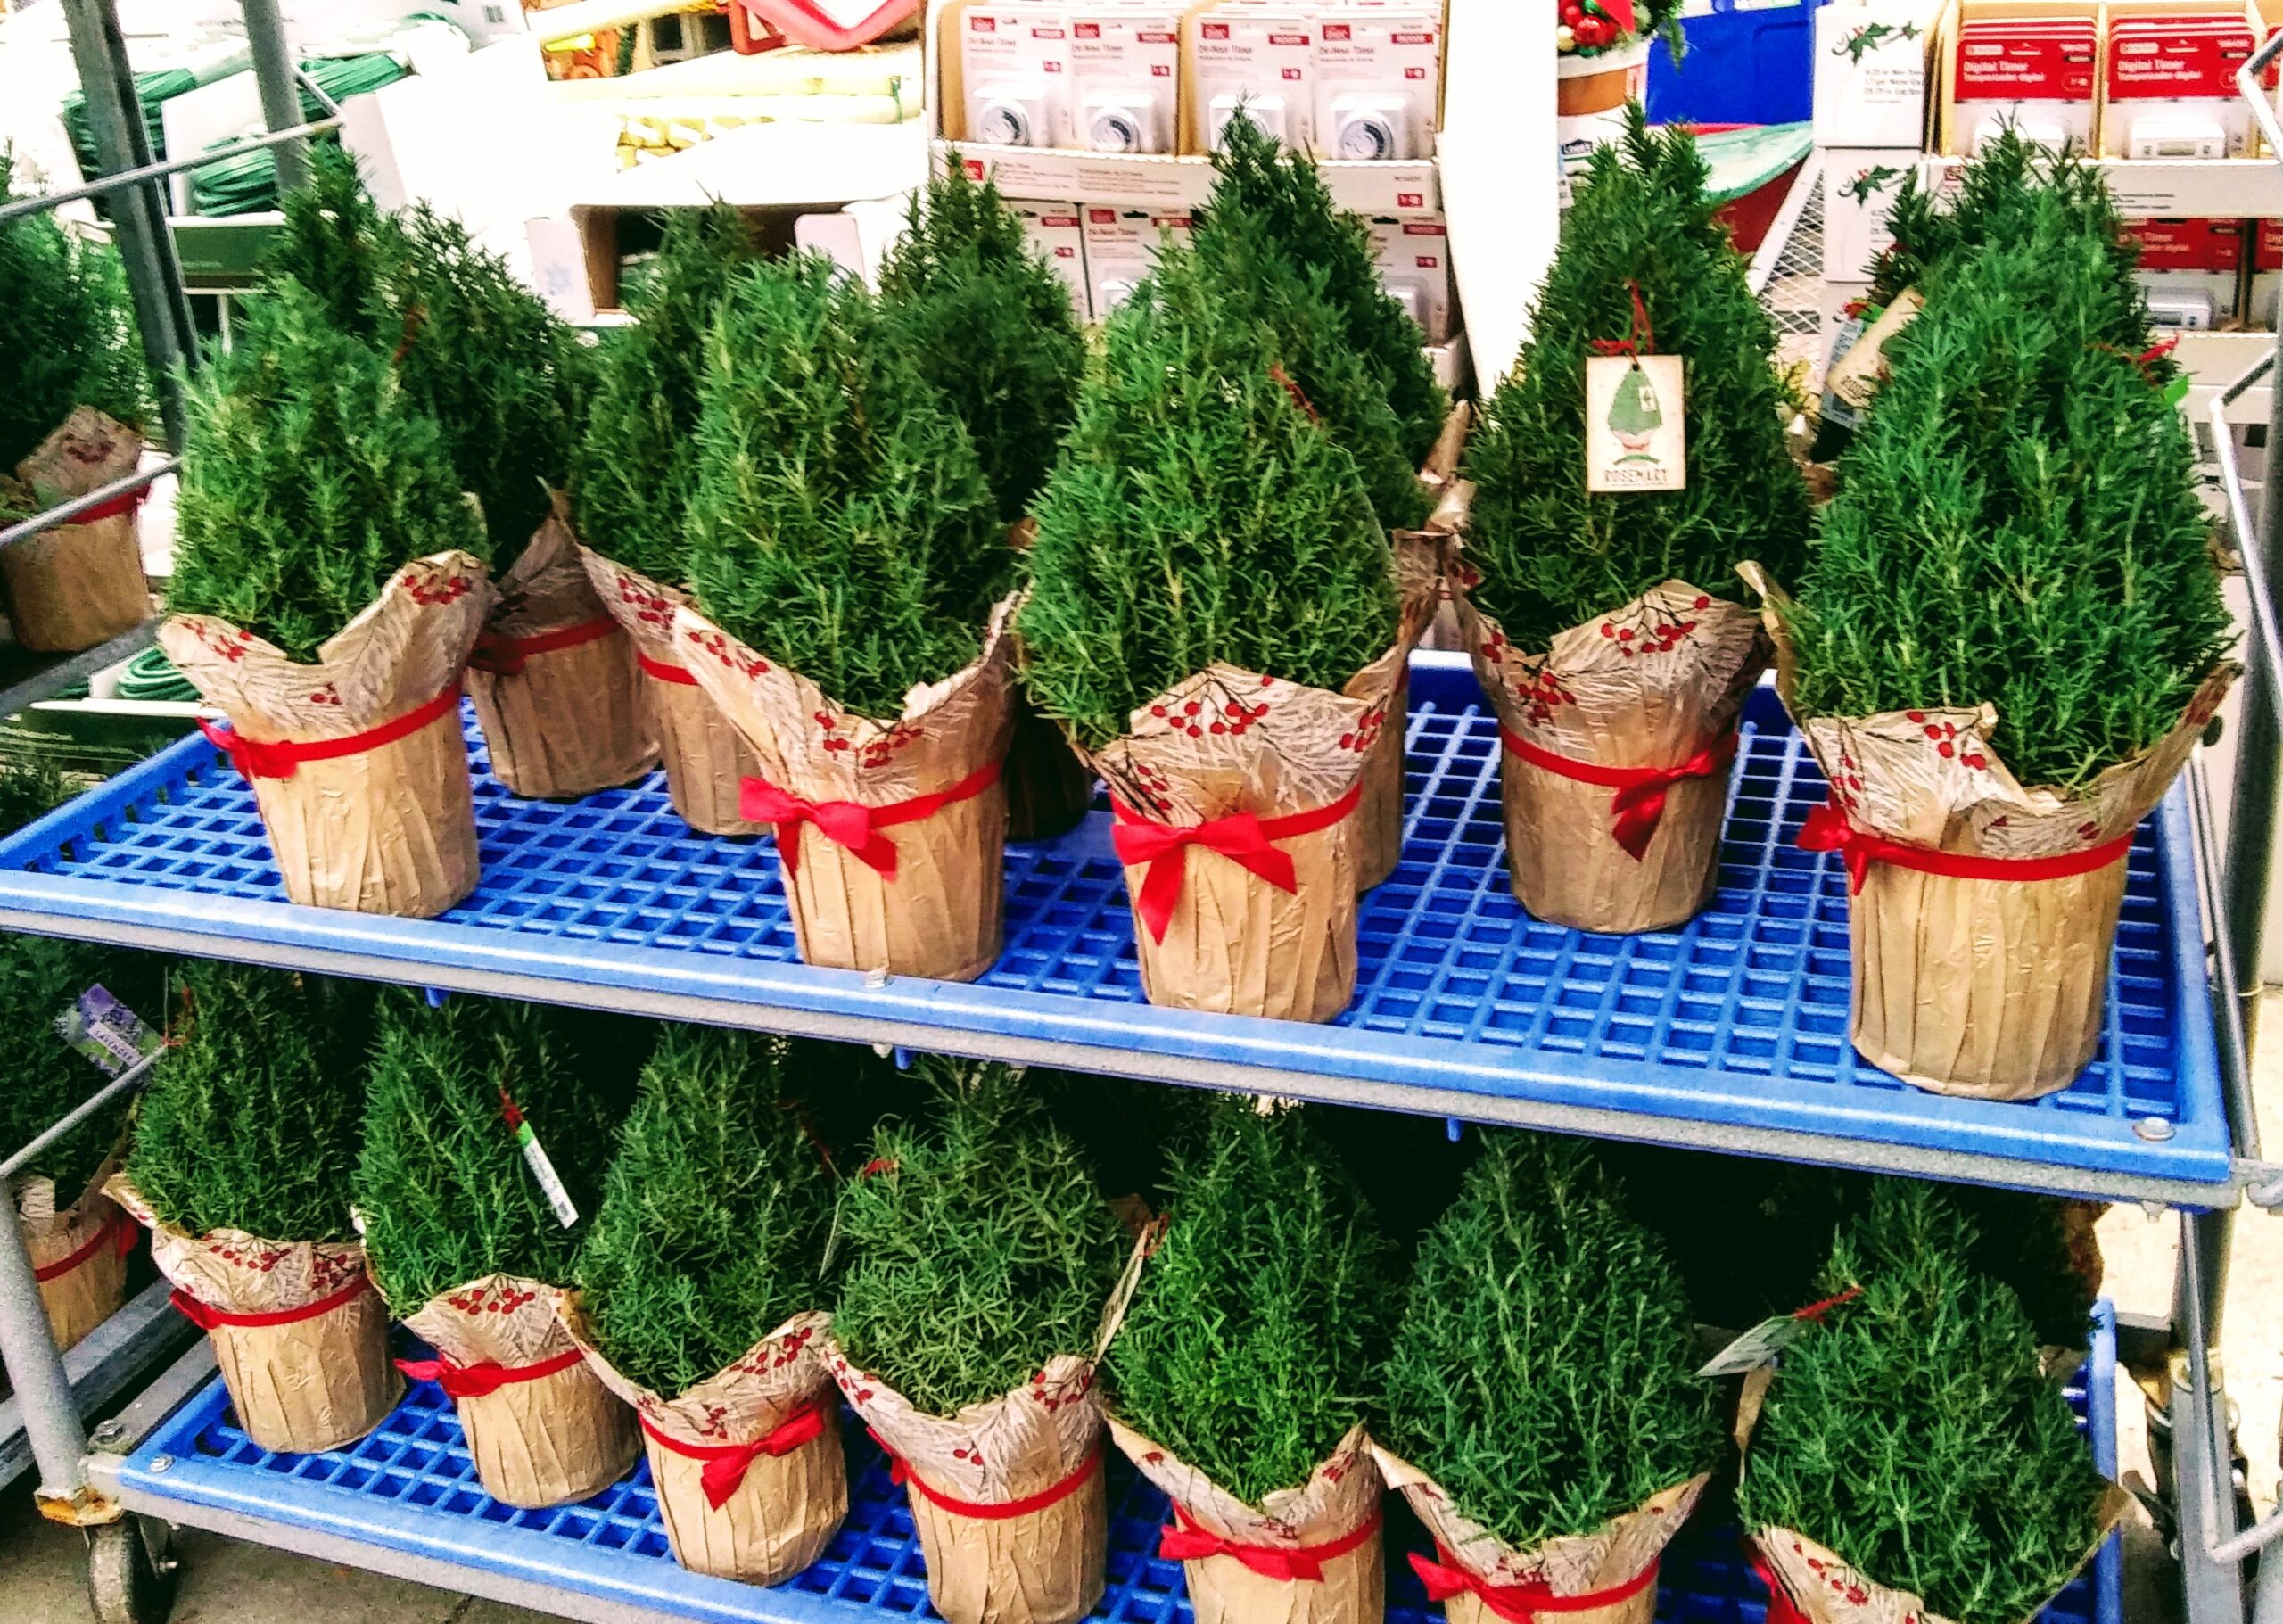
[1696,1285,1862,1376]
[501,1090,579,1228]
[1585,354,1686,493]
[58,985,161,1078]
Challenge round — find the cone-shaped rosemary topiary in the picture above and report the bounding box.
[684,253,1014,719]
[1194,116,1446,466]
[569,203,760,586]
[354,992,640,1312]
[1379,1132,1723,1550]
[1737,1178,2108,1624]
[577,1026,838,1397]
[1464,108,1809,653]
[878,162,1085,527]
[1782,185,2232,789]
[260,144,387,342]
[1106,1098,1399,1504]
[165,283,486,663]
[124,961,372,1241]
[833,1057,1125,1416]
[0,151,150,475]
[1019,242,1401,750]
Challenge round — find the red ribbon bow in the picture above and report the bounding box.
[200,685,461,783]
[639,1399,831,1509]
[394,1345,586,1401]
[1501,729,1736,861]
[740,759,1001,884]
[1408,1548,1659,1624]
[1586,281,1656,360]
[1158,1504,1381,1582]
[468,615,621,677]
[1796,800,2134,895]
[1109,781,1364,944]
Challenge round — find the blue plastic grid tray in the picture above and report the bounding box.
[111,1305,2123,1624]
[0,656,2230,1205]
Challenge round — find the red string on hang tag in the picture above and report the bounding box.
[1587,282,1656,360]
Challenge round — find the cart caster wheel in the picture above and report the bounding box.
[87,1515,177,1624]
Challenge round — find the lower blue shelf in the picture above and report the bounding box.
[112,1307,2123,1624]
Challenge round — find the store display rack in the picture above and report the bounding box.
[0,1281,193,1493]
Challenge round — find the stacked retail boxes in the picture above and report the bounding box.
[1816,0,1942,294]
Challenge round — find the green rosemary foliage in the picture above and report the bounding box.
[1379,1132,1723,1549]
[1018,243,1400,749]
[166,284,485,661]
[1107,1099,1399,1504]
[833,1057,1125,1416]
[878,163,1085,526]
[1463,109,1809,651]
[684,253,1012,717]
[260,144,388,337]
[1033,1070,1217,1209]
[0,151,150,472]
[577,1026,838,1396]
[569,204,760,586]
[355,992,636,1311]
[1736,1179,2108,1624]
[1194,117,1446,465]
[124,962,372,1241]
[1784,190,2232,788]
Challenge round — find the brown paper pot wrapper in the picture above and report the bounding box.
[568,1306,846,1582]
[1744,565,2238,1097]
[1108,1419,1383,1624]
[160,552,492,918]
[107,1173,400,1455]
[828,1340,1108,1624]
[18,1160,129,1353]
[1351,533,1453,892]
[666,598,1019,983]
[1007,694,1097,842]
[1372,1442,1707,1624]
[4,408,150,653]
[467,508,656,799]
[578,547,766,835]
[1457,578,1764,935]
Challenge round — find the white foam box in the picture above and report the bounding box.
[1820,149,1918,282]
[1018,200,1092,321]
[1814,0,1944,148]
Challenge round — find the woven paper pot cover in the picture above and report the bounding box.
[5,408,151,654]
[1108,1418,1384,1624]
[108,1173,400,1455]
[19,1166,129,1353]
[1458,577,1763,935]
[466,507,657,800]
[568,1305,847,1583]
[829,1339,1109,1624]
[666,597,1021,984]
[160,551,493,919]
[577,545,766,835]
[1746,565,2238,1097]
[402,1274,638,1509]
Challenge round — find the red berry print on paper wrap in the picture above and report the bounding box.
[686,625,771,681]
[401,566,474,608]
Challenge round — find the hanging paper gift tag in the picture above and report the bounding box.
[1586,353,1686,494]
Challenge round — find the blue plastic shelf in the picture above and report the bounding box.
[109,1306,2122,1624]
[0,655,2231,1206]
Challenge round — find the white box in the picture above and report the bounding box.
[2102,16,2256,158]
[1820,149,1917,282]
[1814,0,1940,148]
[1369,213,1455,342]
[1948,17,2098,154]
[1019,200,1092,321]
[1316,10,1440,161]
[1187,6,1318,151]
[1083,204,1190,315]
[1069,6,1182,153]
[961,2,1076,148]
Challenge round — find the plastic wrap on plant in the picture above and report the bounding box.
[18,1156,129,1353]
[159,551,491,918]
[468,506,656,799]
[1348,532,1449,892]
[106,1171,400,1455]
[1750,1500,2127,1624]
[566,1305,846,1583]
[1108,1418,1384,1624]
[5,407,150,654]
[1457,577,1764,934]
[665,597,1020,983]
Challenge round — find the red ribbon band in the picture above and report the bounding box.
[69,482,153,526]
[200,685,461,783]
[31,1209,136,1282]
[743,759,1001,885]
[1796,800,2135,895]
[868,1429,1102,1521]
[1159,1504,1381,1582]
[637,652,700,686]
[639,1399,833,1509]
[1109,780,1364,944]
[469,615,621,677]
[1409,1546,1660,1624]
[394,1345,587,1402]
[170,1271,374,1332]
[1500,727,1737,862]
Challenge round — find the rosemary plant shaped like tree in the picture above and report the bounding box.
[877,162,1085,527]
[1737,1179,2110,1624]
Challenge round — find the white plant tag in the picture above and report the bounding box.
[1586,352,1687,494]
[59,985,161,1078]
[1698,1284,1862,1376]
[502,1092,579,1228]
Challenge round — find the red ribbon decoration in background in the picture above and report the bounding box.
[636,652,700,686]
[468,615,621,678]
[30,1209,136,1282]
[639,1400,832,1509]
[1501,728,1736,861]
[1158,1504,1381,1582]
[1109,781,1364,944]
[1409,1547,1659,1624]
[170,1272,374,1331]
[1795,801,2135,895]
[1586,281,1656,359]
[741,759,1001,884]
[395,1345,586,1401]
[867,1429,1103,1521]
[200,686,461,783]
